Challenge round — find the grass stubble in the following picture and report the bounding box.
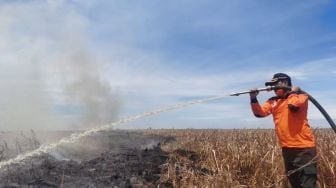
[150,128,336,188]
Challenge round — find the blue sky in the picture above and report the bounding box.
[0,0,336,130]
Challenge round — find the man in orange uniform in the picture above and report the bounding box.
[250,73,317,188]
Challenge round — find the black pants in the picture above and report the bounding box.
[282,147,317,188]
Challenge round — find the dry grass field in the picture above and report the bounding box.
[151,128,336,188]
[0,129,335,187]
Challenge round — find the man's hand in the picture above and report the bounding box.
[250,88,259,99]
[291,86,301,92]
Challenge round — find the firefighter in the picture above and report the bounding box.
[249,73,317,188]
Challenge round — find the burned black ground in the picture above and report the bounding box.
[0,130,174,188]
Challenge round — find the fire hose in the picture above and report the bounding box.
[230,86,336,133]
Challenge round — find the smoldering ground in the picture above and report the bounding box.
[0,130,173,187]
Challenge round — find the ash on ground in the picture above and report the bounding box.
[0,130,174,188]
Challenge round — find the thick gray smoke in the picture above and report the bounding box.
[56,48,121,129]
[0,1,121,130]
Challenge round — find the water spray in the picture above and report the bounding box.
[0,94,229,171]
[0,85,335,171]
[230,86,336,133]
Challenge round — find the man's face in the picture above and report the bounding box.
[274,80,288,97]
[274,88,286,97]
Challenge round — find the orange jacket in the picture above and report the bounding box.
[251,93,315,148]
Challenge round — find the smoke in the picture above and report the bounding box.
[0,1,121,130]
[54,47,121,129]
[0,61,58,130]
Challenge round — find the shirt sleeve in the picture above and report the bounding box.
[251,99,272,117]
[287,93,308,112]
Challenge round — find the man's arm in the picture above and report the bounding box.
[250,89,272,117]
[287,86,308,112]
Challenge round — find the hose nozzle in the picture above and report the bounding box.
[229,86,277,96]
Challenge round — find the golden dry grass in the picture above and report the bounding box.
[147,128,336,188]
